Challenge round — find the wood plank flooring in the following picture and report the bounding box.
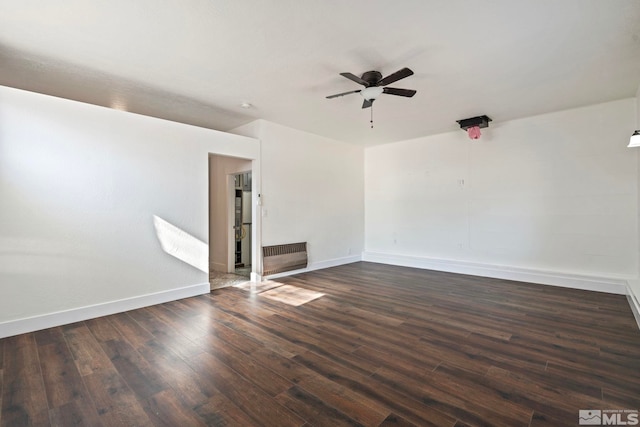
[1,262,640,426]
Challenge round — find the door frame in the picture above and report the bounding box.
[209,154,262,283]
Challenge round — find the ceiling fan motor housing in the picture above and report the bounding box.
[361,71,383,86]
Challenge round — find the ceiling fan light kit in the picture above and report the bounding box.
[628,130,640,148]
[361,86,383,100]
[457,115,492,140]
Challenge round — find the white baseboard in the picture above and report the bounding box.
[265,254,362,280]
[362,251,629,295]
[627,281,640,330]
[0,282,210,339]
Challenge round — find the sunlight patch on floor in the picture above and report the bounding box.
[234,281,325,306]
[259,284,325,306]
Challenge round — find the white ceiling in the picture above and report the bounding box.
[1,0,639,146]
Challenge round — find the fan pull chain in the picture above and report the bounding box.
[370,104,374,128]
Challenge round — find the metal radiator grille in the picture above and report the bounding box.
[262,242,308,275]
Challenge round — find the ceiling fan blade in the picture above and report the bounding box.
[362,99,373,109]
[378,67,414,86]
[326,90,361,99]
[340,72,369,86]
[383,87,417,97]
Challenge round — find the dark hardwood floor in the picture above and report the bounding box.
[1,262,640,426]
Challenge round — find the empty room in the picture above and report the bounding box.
[1,1,640,426]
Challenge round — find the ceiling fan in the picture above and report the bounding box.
[326,67,417,109]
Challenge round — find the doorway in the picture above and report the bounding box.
[208,154,255,289]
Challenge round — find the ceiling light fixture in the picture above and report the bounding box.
[360,86,383,101]
[628,130,640,148]
[240,102,252,109]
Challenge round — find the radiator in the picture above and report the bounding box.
[262,242,308,276]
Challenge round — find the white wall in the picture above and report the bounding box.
[637,84,640,272]
[0,85,259,332]
[631,87,640,308]
[232,120,364,272]
[365,99,638,285]
[3,82,636,336]
[209,154,251,274]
